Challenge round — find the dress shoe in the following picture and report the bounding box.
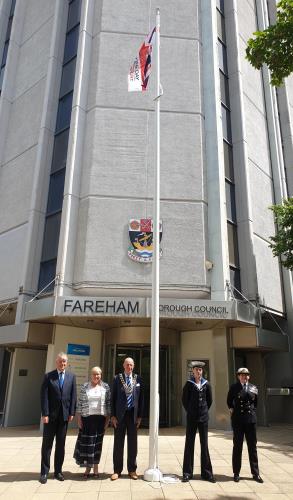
[253,475,264,483]
[202,475,216,483]
[39,474,47,484]
[111,473,121,480]
[182,473,191,482]
[54,472,65,481]
[234,474,240,482]
[129,471,138,480]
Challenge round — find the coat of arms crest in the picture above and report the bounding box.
[128,218,162,263]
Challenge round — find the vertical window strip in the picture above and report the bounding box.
[38,0,81,293]
[0,0,16,94]
[216,3,242,295]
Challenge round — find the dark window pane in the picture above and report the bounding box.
[218,40,228,74]
[217,9,226,43]
[223,141,234,181]
[5,17,12,42]
[55,91,73,133]
[46,169,66,214]
[230,267,241,296]
[226,181,237,222]
[222,104,232,142]
[63,25,79,64]
[10,0,16,16]
[1,41,9,67]
[227,222,239,267]
[41,212,62,261]
[216,0,225,14]
[59,57,76,98]
[51,129,70,173]
[38,259,57,292]
[0,67,4,90]
[220,70,230,107]
[67,0,81,32]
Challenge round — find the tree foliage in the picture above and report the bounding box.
[269,198,293,269]
[246,0,293,86]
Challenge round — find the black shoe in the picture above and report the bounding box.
[54,472,65,481]
[234,474,240,482]
[253,475,263,483]
[39,474,47,484]
[201,475,216,483]
[182,473,191,482]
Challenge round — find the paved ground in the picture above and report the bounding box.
[0,424,293,499]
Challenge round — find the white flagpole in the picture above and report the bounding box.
[144,7,162,482]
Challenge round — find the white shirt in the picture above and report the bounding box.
[86,385,105,415]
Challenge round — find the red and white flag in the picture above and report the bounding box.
[128,27,156,92]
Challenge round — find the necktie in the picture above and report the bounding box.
[59,372,64,388]
[244,383,248,392]
[126,376,133,408]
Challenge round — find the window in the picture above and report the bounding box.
[38,259,57,292]
[217,9,226,44]
[226,181,237,222]
[67,0,82,32]
[218,41,228,74]
[63,25,79,64]
[230,267,241,297]
[59,58,76,98]
[41,213,62,262]
[220,71,230,107]
[55,91,73,133]
[221,104,232,142]
[51,129,70,173]
[223,141,234,181]
[46,169,66,214]
[227,222,239,267]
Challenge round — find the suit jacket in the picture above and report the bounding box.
[182,377,212,423]
[111,373,144,423]
[227,381,258,425]
[41,369,77,422]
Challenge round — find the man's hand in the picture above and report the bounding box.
[111,416,118,428]
[136,417,142,429]
[68,415,74,422]
[42,416,49,424]
[229,408,233,415]
[77,416,83,429]
[104,417,110,430]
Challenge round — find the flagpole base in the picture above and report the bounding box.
[143,468,162,482]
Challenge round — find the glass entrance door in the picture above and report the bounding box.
[114,345,169,427]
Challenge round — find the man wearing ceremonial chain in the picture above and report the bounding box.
[111,357,144,480]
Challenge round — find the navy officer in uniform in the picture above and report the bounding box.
[111,357,144,480]
[182,361,215,483]
[227,367,263,483]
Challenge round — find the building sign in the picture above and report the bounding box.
[128,218,162,263]
[156,299,233,319]
[67,343,90,397]
[57,297,146,316]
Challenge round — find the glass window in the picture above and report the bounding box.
[223,140,234,181]
[55,91,73,133]
[218,40,228,74]
[0,67,4,91]
[46,169,66,214]
[10,0,16,16]
[41,212,62,262]
[1,41,9,67]
[59,57,76,98]
[221,104,232,142]
[230,266,241,296]
[38,259,57,292]
[217,9,226,44]
[216,0,225,14]
[226,181,237,222]
[220,70,230,107]
[5,17,13,42]
[67,0,81,32]
[51,128,70,173]
[227,222,239,267]
[63,25,79,64]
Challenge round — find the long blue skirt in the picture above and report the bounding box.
[74,415,105,467]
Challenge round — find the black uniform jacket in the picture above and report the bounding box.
[111,373,144,423]
[41,369,77,422]
[182,378,212,423]
[227,382,258,424]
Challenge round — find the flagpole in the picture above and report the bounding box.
[144,7,162,482]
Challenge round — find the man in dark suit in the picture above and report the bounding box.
[111,357,144,480]
[227,367,263,483]
[182,361,216,483]
[39,352,77,484]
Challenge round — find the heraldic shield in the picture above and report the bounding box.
[128,218,162,263]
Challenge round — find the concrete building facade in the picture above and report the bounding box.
[0,0,292,427]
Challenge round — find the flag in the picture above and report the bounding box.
[128,27,156,92]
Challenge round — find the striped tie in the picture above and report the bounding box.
[59,372,64,388]
[126,376,133,408]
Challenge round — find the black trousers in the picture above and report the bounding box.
[232,422,259,476]
[183,417,213,478]
[41,413,68,475]
[113,408,137,473]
